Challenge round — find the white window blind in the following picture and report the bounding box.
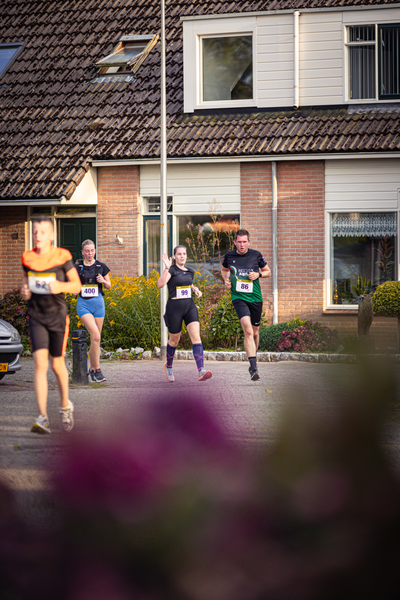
[332,212,397,237]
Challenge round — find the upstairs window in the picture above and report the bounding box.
[95,34,158,75]
[0,43,24,78]
[202,35,253,102]
[346,24,400,100]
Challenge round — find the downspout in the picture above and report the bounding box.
[272,162,278,325]
[294,10,300,109]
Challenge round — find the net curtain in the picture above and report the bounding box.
[331,212,397,237]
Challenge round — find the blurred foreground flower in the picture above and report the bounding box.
[1,360,400,600]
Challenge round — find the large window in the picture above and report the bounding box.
[346,24,400,100]
[331,212,397,305]
[179,215,240,277]
[202,35,253,102]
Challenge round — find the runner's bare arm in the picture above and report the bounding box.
[191,285,202,298]
[221,266,231,289]
[96,272,111,290]
[20,272,32,300]
[157,253,172,288]
[48,267,81,295]
[248,264,271,280]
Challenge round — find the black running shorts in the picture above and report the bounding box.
[28,314,70,357]
[164,298,199,334]
[232,299,263,327]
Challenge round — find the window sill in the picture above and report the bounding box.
[323,308,358,316]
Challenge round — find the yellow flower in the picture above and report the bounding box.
[110,320,115,326]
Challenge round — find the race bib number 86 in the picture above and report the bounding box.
[236,279,253,293]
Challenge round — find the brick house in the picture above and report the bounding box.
[1,0,399,344]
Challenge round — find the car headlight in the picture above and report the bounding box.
[10,325,21,342]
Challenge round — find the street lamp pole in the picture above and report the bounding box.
[160,0,168,360]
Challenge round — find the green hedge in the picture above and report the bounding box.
[258,319,307,352]
[371,280,400,318]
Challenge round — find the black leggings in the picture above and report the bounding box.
[164,298,199,334]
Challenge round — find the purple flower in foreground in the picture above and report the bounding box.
[53,395,236,517]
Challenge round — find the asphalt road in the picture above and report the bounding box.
[1,356,400,526]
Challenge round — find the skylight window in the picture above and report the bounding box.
[0,43,24,78]
[95,34,158,75]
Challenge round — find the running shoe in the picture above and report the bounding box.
[198,368,212,381]
[164,363,175,382]
[90,368,107,383]
[31,414,51,434]
[59,400,74,433]
[88,370,97,383]
[249,367,260,381]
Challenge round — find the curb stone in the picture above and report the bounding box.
[53,348,400,363]
[153,349,399,364]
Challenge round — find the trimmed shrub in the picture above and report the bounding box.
[277,320,340,353]
[371,280,400,317]
[0,288,28,337]
[258,319,306,352]
[208,294,244,349]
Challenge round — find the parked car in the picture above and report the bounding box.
[0,318,23,381]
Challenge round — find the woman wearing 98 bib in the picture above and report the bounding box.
[157,245,212,383]
[75,239,111,383]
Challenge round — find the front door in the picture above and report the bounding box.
[58,218,96,263]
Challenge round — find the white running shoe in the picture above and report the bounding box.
[198,368,212,381]
[164,363,175,382]
[59,400,74,432]
[31,414,51,434]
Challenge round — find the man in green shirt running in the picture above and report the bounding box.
[221,229,271,380]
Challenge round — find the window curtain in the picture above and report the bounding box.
[332,212,397,237]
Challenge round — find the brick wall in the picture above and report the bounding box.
[96,166,140,277]
[240,161,396,350]
[0,206,27,296]
[240,161,273,316]
[241,161,325,324]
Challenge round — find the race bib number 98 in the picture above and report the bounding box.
[81,284,99,298]
[176,286,192,299]
[236,279,253,293]
[28,271,56,295]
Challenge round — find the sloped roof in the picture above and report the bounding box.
[0,0,399,201]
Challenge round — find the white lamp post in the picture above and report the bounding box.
[160,0,168,360]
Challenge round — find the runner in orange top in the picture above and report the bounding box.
[21,216,81,434]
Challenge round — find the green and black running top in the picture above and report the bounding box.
[222,248,267,303]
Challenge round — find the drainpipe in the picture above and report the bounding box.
[294,11,300,109]
[272,162,278,325]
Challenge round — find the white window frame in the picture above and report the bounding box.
[183,17,257,112]
[344,22,400,103]
[325,208,399,310]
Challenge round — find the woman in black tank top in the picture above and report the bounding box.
[157,245,212,384]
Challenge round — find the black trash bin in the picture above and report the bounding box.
[71,329,88,385]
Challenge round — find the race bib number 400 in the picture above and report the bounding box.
[236,279,253,294]
[176,286,192,299]
[28,271,56,295]
[81,284,99,298]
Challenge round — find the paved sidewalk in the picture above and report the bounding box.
[1,356,400,525]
